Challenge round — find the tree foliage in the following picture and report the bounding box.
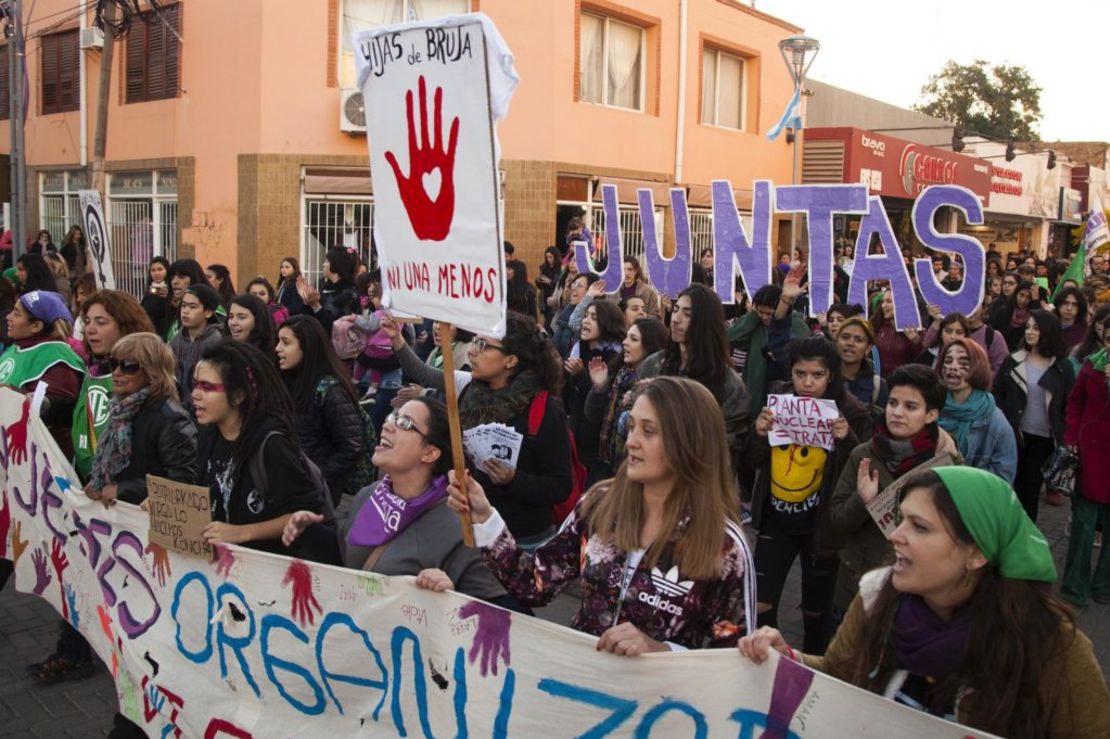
[914,60,1042,141]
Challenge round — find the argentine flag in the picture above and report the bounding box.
[767,88,802,141]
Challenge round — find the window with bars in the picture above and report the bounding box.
[701,47,745,130]
[41,30,79,115]
[302,199,375,288]
[0,45,9,120]
[579,13,645,111]
[126,3,182,103]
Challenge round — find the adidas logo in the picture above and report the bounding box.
[639,591,683,616]
[649,566,694,598]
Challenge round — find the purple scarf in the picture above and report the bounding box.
[348,475,448,547]
[892,594,970,682]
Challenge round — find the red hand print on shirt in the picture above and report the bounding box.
[281,559,322,628]
[384,75,460,242]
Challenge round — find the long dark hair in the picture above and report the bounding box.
[199,339,298,466]
[584,300,626,345]
[788,335,844,404]
[849,471,1076,738]
[206,264,237,308]
[277,256,302,289]
[278,315,359,410]
[1024,308,1067,361]
[499,311,564,396]
[169,259,207,294]
[246,276,278,304]
[662,283,729,398]
[16,253,55,292]
[632,317,668,359]
[229,294,277,358]
[1075,305,1110,359]
[146,256,171,288]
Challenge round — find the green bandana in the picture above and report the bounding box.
[1089,347,1108,374]
[933,467,1056,583]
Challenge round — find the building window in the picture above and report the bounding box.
[579,13,644,111]
[41,30,79,115]
[40,170,88,245]
[701,48,745,130]
[339,0,469,89]
[126,3,182,103]
[107,170,178,297]
[0,45,9,120]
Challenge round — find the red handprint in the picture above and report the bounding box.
[4,398,31,466]
[210,542,235,578]
[50,537,69,579]
[146,542,172,588]
[384,75,460,242]
[281,559,322,628]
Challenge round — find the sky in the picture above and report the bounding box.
[755,0,1109,142]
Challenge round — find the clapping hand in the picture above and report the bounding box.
[587,357,610,391]
[856,458,880,504]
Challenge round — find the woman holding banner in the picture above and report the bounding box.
[380,311,573,546]
[739,467,1110,739]
[743,336,871,653]
[446,376,756,653]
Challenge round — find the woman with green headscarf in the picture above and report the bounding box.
[739,466,1110,739]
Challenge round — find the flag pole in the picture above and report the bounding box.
[438,323,476,547]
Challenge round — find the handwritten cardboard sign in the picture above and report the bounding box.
[146,474,212,558]
[767,394,839,451]
[356,15,518,337]
[865,453,956,538]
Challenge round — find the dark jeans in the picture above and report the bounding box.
[1014,432,1055,522]
[1062,495,1110,607]
[754,513,839,654]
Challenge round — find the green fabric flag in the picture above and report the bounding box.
[1051,243,1086,301]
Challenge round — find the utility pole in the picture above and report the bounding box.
[6,0,26,259]
[89,0,116,197]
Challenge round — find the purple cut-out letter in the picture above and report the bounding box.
[713,180,773,303]
[912,185,986,318]
[847,196,922,330]
[574,184,623,290]
[639,189,692,299]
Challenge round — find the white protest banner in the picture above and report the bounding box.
[78,190,116,291]
[0,389,996,737]
[866,453,957,538]
[766,394,839,451]
[356,15,517,337]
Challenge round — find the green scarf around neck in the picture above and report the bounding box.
[938,388,995,454]
[1089,347,1108,374]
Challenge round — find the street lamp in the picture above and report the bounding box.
[778,35,819,260]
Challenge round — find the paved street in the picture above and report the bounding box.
[1,495,1107,738]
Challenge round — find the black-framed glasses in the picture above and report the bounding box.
[385,412,428,438]
[471,337,507,354]
[109,358,142,375]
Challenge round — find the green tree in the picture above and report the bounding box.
[914,60,1042,141]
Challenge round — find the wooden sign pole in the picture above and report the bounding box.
[437,323,475,547]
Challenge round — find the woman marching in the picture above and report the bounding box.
[227,293,278,361]
[446,377,757,653]
[740,467,1110,739]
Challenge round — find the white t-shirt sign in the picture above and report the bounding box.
[355,14,518,337]
[767,393,840,451]
[78,190,116,290]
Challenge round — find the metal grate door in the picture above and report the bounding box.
[302,199,374,287]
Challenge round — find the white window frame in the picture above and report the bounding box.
[105,169,179,297]
[39,170,87,243]
[299,184,376,289]
[580,13,646,113]
[338,0,470,89]
[701,47,747,131]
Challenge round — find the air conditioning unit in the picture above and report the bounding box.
[80,27,104,50]
[340,89,366,134]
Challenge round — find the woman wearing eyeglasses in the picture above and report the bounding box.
[72,290,155,480]
[282,398,510,605]
[380,311,573,546]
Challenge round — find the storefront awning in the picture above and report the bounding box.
[303,168,372,196]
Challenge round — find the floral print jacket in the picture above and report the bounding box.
[477,495,757,649]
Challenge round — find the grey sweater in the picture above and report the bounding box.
[339,487,506,601]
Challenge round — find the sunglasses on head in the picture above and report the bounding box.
[109,358,142,375]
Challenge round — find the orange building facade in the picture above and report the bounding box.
[0,0,801,291]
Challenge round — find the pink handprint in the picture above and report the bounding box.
[459,600,512,677]
[282,559,322,628]
[146,542,172,588]
[4,398,31,466]
[210,542,235,578]
[384,75,460,242]
[31,546,52,595]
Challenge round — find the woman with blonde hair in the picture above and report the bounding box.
[443,376,756,654]
[43,251,72,303]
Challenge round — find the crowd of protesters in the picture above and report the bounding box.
[0,224,1109,739]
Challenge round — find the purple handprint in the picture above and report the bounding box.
[31,546,52,595]
[282,559,322,628]
[210,542,235,578]
[459,600,511,677]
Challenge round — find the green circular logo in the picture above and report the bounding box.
[88,385,112,426]
[0,357,15,384]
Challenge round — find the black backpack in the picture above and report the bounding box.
[249,430,336,522]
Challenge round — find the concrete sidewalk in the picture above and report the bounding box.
[1,493,1107,737]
